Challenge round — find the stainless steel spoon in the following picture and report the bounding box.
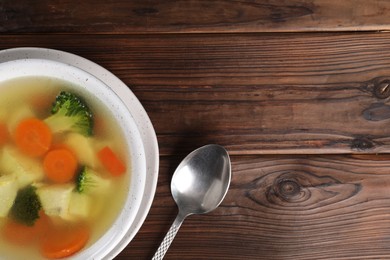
[152,144,231,260]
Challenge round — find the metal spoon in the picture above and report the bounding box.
[152,144,231,260]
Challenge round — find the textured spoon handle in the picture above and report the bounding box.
[152,213,185,260]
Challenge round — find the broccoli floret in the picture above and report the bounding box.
[75,166,110,194]
[9,185,41,226]
[44,91,93,136]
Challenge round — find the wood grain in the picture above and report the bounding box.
[119,155,390,259]
[2,1,390,260]
[1,33,390,154]
[1,0,390,33]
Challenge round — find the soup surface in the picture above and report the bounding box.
[0,76,130,259]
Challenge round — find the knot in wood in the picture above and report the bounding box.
[274,179,304,202]
[373,80,390,99]
[278,179,300,197]
[351,137,374,151]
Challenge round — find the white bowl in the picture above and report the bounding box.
[0,48,159,259]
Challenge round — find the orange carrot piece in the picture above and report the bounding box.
[0,122,8,146]
[3,220,36,245]
[97,146,126,176]
[14,118,52,157]
[2,211,50,245]
[43,148,78,183]
[40,223,90,259]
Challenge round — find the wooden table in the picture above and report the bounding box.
[2,1,390,259]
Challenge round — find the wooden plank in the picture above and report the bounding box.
[119,154,390,259]
[0,33,390,155]
[1,1,390,33]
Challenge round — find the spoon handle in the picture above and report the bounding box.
[152,213,186,260]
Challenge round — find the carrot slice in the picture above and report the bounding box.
[14,118,52,157]
[43,148,78,183]
[0,122,8,146]
[2,211,50,245]
[97,146,126,176]
[40,222,90,259]
[3,220,36,245]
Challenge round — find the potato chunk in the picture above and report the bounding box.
[0,146,45,188]
[68,192,91,218]
[64,133,97,168]
[0,175,18,217]
[37,184,91,221]
[7,105,36,133]
[37,184,74,220]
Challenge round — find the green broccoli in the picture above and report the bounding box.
[75,166,110,194]
[44,91,93,136]
[9,185,42,226]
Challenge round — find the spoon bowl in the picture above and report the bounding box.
[152,144,231,260]
[171,144,231,215]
